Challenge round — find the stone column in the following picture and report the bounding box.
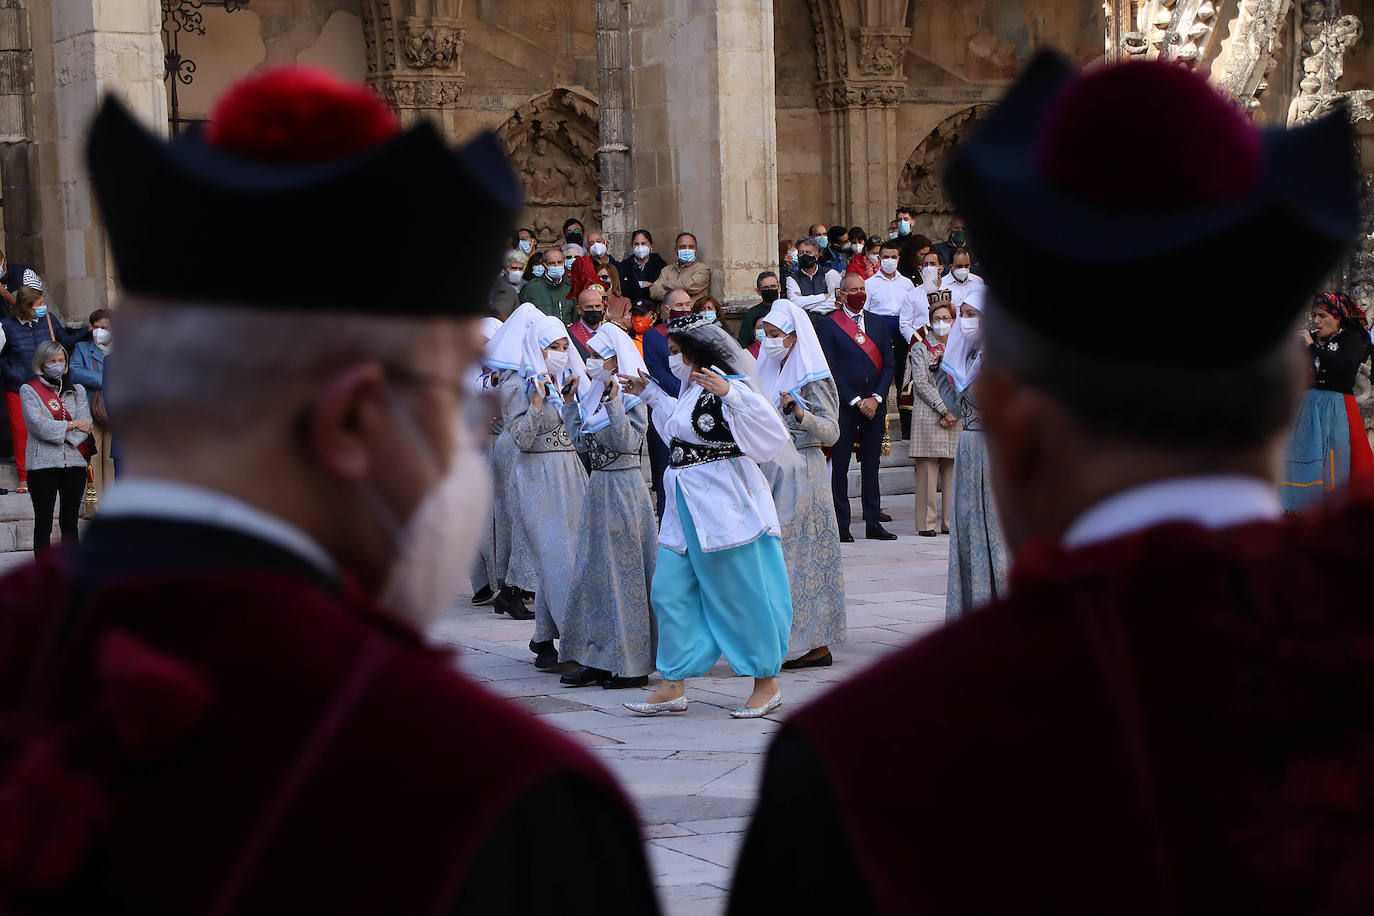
[0,0,36,264]
[360,0,467,132]
[28,0,164,315]
[596,0,634,257]
[628,0,778,307]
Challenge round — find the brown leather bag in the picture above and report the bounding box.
[90,389,109,426]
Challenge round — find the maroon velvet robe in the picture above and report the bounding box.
[732,494,1374,915]
[0,530,653,914]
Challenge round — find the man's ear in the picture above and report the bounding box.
[304,362,386,484]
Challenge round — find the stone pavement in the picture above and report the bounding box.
[428,495,950,916]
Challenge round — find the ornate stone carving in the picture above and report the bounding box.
[1108,0,1224,67]
[498,87,602,245]
[1289,2,1373,124]
[1210,0,1291,111]
[898,106,993,236]
[359,0,397,76]
[400,20,465,70]
[814,81,905,112]
[857,29,909,77]
[372,76,465,109]
[806,0,829,82]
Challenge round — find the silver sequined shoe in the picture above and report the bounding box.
[623,694,689,716]
[729,691,782,719]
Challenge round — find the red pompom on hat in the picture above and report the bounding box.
[1035,60,1263,207]
[204,66,400,165]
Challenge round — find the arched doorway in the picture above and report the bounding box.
[497,87,601,247]
[897,105,992,240]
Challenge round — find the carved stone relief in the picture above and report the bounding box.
[400,20,465,70]
[499,87,602,245]
[898,106,992,237]
[1289,1,1372,124]
[361,3,467,112]
[857,29,908,77]
[1109,0,1223,67]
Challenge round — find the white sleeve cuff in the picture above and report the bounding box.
[848,396,861,406]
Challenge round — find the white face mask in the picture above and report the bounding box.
[370,403,490,629]
[866,253,879,265]
[952,267,970,282]
[668,352,692,384]
[633,244,650,260]
[921,265,940,287]
[92,328,112,347]
[761,336,790,358]
[544,350,569,374]
[880,257,898,276]
[507,269,524,285]
[589,241,608,258]
[959,315,982,340]
[585,357,610,382]
[932,320,952,338]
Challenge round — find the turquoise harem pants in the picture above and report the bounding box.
[651,488,793,680]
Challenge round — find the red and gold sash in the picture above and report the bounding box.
[27,379,94,460]
[569,320,595,352]
[830,309,883,371]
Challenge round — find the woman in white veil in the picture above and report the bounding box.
[938,285,1010,619]
[500,313,589,664]
[754,299,848,669]
[620,314,796,719]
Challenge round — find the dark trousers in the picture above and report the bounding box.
[28,465,85,554]
[832,404,884,533]
[874,314,911,439]
[648,414,670,520]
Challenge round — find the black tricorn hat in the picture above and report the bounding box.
[86,67,522,316]
[943,51,1361,368]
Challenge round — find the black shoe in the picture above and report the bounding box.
[471,585,495,606]
[601,674,649,690]
[918,529,937,538]
[839,530,855,543]
[560,665,611,687]
[879,511,893,523]
[866,524,898,541]
[497,588,535,620]
[529,640,559,669]
[781,651,833,670]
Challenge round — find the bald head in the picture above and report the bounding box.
[578,288,603,309]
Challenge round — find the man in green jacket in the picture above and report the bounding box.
[518,247,573,324]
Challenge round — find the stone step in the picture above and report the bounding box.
[0,462,16,490]
[0,491,89,552]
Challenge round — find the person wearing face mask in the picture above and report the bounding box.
[557,323,658,689]
[867,242,922,442]
[785,238,840,315]
[937,286,1009,618]
[816,273,897,541]
[846,235,881,281]
[569,286,608,359]
[518,245,574,324]
[887,219,900,241]
[931,214,978,275]
[69,308,115,501]
[755,299,847,670]
[905,296,960,538]
[503,315,590,666]
[941,248,985,310]
[649,231,711,308]
[821,225,850,275]
[562,216,585,250]
[620,314,794,719]
[20,339,93,553]
[639,290,689,518]
[779,238,800,279]
[896,232,932,285]
[489,248,527,317]
[597,265,634,329]
[466,314,506,608]
[567,229,622,302]
[0,70,658,914]
[692,295,723,326]
[1,286,90,494]
[617,228,667,313]
[517,226,538,261]
[737,271,782,354]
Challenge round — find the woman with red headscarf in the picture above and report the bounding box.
[1280,290,1374,512]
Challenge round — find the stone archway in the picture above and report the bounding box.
[497,86,601,247]
[897,105,992,240]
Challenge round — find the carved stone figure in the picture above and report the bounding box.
[500,88,602,246]
[899,106,992,238]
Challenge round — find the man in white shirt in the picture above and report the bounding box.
[941,248,985,311]
[786,238,841,314]
[865,241,921,438]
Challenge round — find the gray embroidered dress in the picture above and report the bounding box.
[761,377,847,657]
[500,373,587,641]
[558,392,658,676]
[937,367,1010,621]
[490,370,539,592]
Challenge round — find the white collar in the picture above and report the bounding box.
[99,479,337,576]
[1063,474,1280,550]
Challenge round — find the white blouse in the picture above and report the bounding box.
[641,378,789,554]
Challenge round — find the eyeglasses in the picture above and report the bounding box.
[383,363,498,439]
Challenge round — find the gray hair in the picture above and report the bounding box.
[107,298,438,429]
[32,340,67,376]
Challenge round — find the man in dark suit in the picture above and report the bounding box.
[816,272,897,541]
[641,288,691,517]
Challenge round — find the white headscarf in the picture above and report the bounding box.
[485,302,541,371]
[754,299,833,408]
[580,322,647,433]
[479,316,503,339]
[520,313,589,409]
[941,283,987,394]
[466,316,508,394]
